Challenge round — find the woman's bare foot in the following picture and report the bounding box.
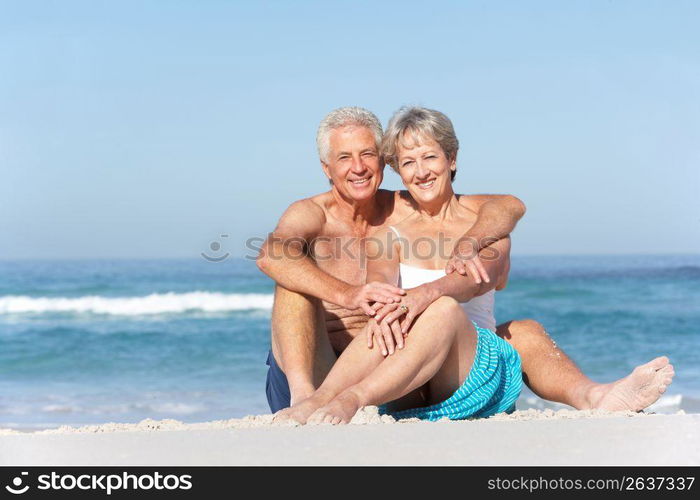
[307,391,362,425]
[587,356,675,411]
[273,390,335,425]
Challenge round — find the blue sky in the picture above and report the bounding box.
[1,0,698,258]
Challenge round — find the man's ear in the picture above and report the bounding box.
[321,161,333,185]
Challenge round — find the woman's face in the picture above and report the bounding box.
[396,132,456,207]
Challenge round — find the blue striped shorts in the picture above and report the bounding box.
[380,322,523,421]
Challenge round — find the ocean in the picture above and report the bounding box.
[1,255,698,430]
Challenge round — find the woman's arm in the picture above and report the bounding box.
[376,237,511,335]
[365,228,401,286]
[427,236,511,302]
[364,229,404,355]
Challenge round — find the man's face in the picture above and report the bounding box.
[322,125,384,203]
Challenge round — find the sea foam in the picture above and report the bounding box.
[0,292,273,316]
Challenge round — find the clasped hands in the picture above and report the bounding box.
[364,285,435,356]
[356,248,490,356]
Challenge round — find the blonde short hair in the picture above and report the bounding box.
[382,106,459,180]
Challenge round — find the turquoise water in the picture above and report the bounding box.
[0,255,698,429]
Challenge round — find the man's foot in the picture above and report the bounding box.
[307,391,362,425]
[587,356,675,411]
[273,390,334,425]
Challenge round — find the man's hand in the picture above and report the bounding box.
[445,238,490,284]
[342,282,405,316]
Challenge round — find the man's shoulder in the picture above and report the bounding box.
[281,194,328,227]
[288,192,329,214]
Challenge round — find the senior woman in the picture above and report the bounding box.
[274,107,522,424]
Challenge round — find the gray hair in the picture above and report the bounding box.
[382,106,459,180]
[316,107,383,163]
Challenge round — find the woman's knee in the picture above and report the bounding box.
[423,296,469,325]
[426,296,461,315]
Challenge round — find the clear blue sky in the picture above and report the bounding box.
[2,0,698,259]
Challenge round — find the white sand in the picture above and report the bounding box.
[1,408,698,465]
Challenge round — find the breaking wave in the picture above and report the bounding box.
[0,292,274,316]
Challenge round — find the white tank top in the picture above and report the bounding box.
[388,226,496,331]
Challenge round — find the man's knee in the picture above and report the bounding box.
[271,286,320,334]
[273,285,317,316]
[496,319,548,345]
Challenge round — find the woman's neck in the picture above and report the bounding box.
[415,190,461,222]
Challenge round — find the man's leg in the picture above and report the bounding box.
[496,319,675,411]
[266,285,336,411]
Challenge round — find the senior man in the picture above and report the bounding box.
[257,107,672,416]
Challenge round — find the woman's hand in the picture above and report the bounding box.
[445,239,490,284]
[365,316,405,356]
[373,284,441,337]
[342,282,405,316]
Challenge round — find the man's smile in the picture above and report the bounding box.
[349,176,372,186]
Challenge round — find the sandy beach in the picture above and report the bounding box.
[1,408,698,466]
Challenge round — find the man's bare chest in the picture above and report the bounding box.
[309,221,391,285]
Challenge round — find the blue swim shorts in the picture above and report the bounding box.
[265,350,291,413]
[380,322,523,421]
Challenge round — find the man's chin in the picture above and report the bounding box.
[349,190,377,202]
[345,182,379,201]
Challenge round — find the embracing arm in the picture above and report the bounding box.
[257,200,347,304]
[448,194,524,279]
[426,236,511,302]
[257,201,403,403]
[457,194,525,246]
[256,200,404,314]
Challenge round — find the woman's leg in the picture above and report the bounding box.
[307,297,477,424]
[272,326,387,423]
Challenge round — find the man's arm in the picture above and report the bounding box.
[258,200,403,405]
[256,200,404,315]
[457,194,526,243]
[256,199,346,304]
[426,236,511,302]
[447,194,524,279]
